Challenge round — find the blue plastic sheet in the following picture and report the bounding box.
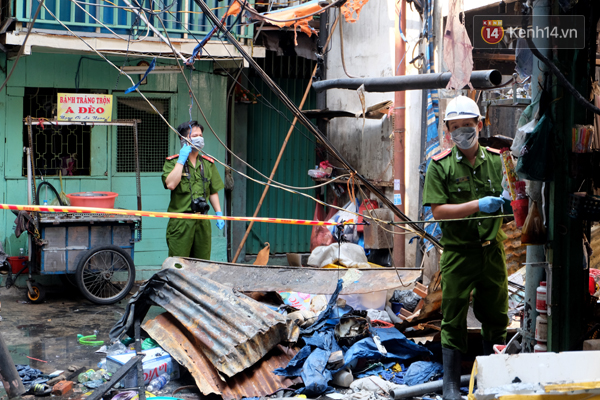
[300,279,343,335]
[274,278,431,397]
[335,327,430,374]
[403,361,443,386]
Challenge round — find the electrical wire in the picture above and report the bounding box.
[0,0,46,93]
[40,0,427,239]
[151,9,324,149]
[521,6,600,116]
[40,0,402,233]
[339,17,361,79]
[129,11,419,235]
[191,0,440,247]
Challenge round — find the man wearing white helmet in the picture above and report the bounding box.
[422,96,509,400]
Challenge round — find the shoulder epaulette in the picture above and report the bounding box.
[166,154,179,160]
[202,155,214,163]
[486,147,502,155]
[431,149,452,161]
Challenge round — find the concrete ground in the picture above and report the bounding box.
[0,283,185,400]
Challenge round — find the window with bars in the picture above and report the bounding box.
[116,97,170,173]
[22,88,92,176]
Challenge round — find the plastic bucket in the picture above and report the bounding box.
[66,192,118,208]
[7,256,28,274]
[391,302,403,314]
[511,198,529,228]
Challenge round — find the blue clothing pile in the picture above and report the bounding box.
[273,280,432,396]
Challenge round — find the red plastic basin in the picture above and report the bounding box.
[66,191,119,208]
[7,256,28,274]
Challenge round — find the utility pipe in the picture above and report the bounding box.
[312,70,503,92]
[0,332,25,399]
[389,375,472,399]
[521,0,549,353]
[393,0,407,268]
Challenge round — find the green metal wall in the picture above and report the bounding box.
[246,77,316,254]
[0,52,228,279]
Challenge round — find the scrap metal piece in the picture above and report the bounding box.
[161,257,421,295]
[110,269,287,378]
[143,313,301,400]
[86,356,143,400]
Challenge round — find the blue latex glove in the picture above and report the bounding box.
[177,145,192,165]
[215,211,224,230]
[479,196,504,213]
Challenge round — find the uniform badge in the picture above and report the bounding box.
[455,176,469,183]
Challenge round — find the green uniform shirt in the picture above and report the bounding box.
[422,145,507,247]
[162,155,225,213]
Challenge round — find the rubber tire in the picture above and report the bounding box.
[75,245,135,305]
[27,283,46,304]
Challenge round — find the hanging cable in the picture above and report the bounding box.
[0,0,46,93]
[190,0,441,248]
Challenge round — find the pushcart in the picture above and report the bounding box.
[6,212,141,304]
[5,118,144,305]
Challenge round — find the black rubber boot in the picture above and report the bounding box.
[482,340,495,356]
[442,347,462,400]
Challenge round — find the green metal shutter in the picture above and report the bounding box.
[246,77,316,254]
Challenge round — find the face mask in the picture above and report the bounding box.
[451,126,477,150]
[191,136,204,149]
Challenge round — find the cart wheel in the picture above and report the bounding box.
[59,274,78,288]
[75,245,135,305]
[27,283,45,304]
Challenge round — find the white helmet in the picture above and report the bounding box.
[444,96,481,122]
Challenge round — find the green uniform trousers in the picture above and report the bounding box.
[166,218,212,260]
[440,242,509,353]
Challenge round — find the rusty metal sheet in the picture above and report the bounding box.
[144,313,301,400]
[162,257,421,295]
[110,270,287,378]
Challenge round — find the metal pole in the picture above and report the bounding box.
[393,0,407,268]
[521,0,550,353]
[0,332,25,399]
[231,16,340,263]
[133,121,142,211]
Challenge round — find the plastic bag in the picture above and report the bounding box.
[521,201,546,245]
[516,113,554,181]
[327,200,359,243]
[511,119,536,158]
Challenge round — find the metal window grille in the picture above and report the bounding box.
[116,98,170,173]
[22,88,92,176]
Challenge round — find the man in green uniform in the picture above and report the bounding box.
[162,121,225,259]
[422,96,509,400]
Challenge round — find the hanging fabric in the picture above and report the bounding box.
[443,0,474,90]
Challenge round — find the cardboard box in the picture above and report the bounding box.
[106,347,179,388]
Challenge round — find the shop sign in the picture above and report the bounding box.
[57,93,113,122]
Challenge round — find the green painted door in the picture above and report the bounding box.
[246,77,316,254]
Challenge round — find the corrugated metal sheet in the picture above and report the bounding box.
[246,76,317,254]
[144,313,302,400]
[161,257,422,294]
[110,269,287,378]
